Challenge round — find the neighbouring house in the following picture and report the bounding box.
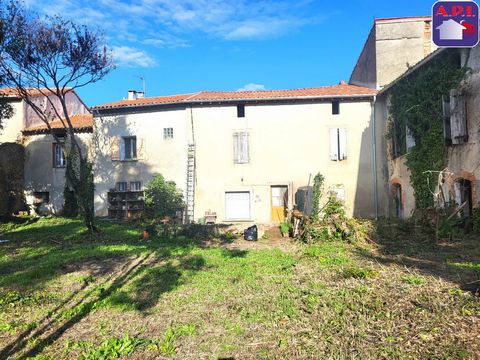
[92,84,378,223]
[350,16,437,90]
[0,88,92,215]
[375,45,480,219]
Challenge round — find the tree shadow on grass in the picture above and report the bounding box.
[1,242,208,358]
[355,221,480,293]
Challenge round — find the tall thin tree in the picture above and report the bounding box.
[0,2,114,231]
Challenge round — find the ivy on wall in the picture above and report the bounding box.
[388,50,468,209]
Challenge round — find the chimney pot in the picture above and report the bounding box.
[137,91,144,99]
[128,90,137,100]
[339,80,347,85]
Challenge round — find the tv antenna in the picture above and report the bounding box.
[138,75,145,95]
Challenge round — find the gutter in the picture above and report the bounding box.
[372,95,378,219]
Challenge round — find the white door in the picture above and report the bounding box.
[225,192,250,220]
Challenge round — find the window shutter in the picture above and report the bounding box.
[339,128,347,160]
[137,138,145,160]
[442,95,452,144]
[233,133,239,163]
[450,89,467,144]
[330,128,339,161]
[242,132,249,163]
[111,137,120,161]
[405,125,416,151]
[233,132,249,163]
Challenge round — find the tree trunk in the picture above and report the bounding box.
[65,141,97,233]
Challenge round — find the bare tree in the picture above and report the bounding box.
[0,2,114,231]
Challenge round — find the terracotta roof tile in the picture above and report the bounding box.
[22,114,93,134]
[93,83,376,110]
[0,87,72,98]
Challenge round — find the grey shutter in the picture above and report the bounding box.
[442,95,452,144]
[330,128,339,161]
[111,137,120,161]
[137,138,145,160]
[338,128,347,160]
[450,89,467,144]
[406,125,416,151]
[233,133,239,163]
[233,132,249,163]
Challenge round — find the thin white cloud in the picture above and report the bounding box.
[25,0,317,43]
[237,83,266,91]
[112,46,157,68]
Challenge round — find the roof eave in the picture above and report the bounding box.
[92,93,376,112]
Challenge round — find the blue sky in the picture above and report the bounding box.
[25,0,435,107]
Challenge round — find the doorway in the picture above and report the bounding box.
[271,185,288,222]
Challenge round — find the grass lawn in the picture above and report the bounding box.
[0,218,479,359]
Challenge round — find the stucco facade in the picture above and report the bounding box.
[93,85,378,223]
[376,46,480,219]
[92,107,191,216]
[350,17,436,89]
[23,132,92,214]
[0,89,92,215]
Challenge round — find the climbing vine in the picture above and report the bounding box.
[388,49,468,208]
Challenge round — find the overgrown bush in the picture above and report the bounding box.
[144,174,184,219]
[302,194,356,243]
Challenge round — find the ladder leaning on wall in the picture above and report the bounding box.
[185,143,195,223]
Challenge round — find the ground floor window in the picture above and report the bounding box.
[225,191,250,220]
[33,191,49,204]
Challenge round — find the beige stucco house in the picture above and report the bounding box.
[375,45,480,219]
[0,88,92,214]
[93,84,378,223]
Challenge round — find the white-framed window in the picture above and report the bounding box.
[53,143,66,168]
[120,136,137,160]
[130,181,142,191]
[233,132,249,164]
[329,128,347,161]
[163,128,173,139]
[116,182,127,192]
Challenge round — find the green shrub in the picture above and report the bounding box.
[144,174,185,219]
[279,221,290,236]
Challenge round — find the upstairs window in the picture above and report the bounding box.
[405,125,416,152]
[233,132,249,164]
[130,181,142,191]
[111,137,144,161]
[329,128,347,161]
[163,128,173,139]
[116,182,127,191]
[121,136,137,160]
[443,89,467,145]
[332,100,340,115]
[237,104,245,118]
[53,143,66,168]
